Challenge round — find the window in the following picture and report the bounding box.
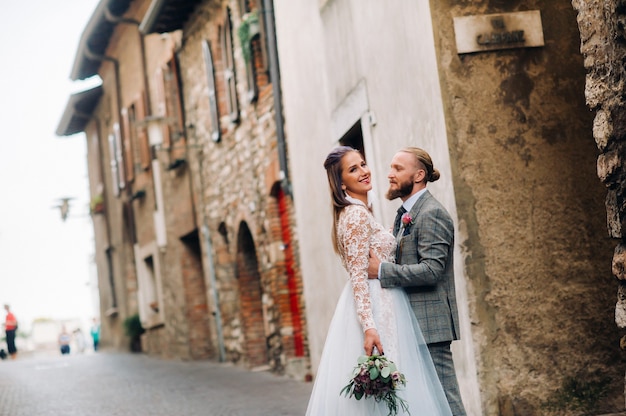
[243,31,258,102]
[222,7,240,123]
[134,92,151,170]
[339,121,365,157]
[88,129,103,186]
[135,243,165,328]
[254,0,269,73]
[202,40,221,142]
[121,106,135,183]
[120,91,150,184]
[155,54,186,161]
[143,256,159,315]
[240,0,270,102]
[108,123,125,196]
[106,247,118,310]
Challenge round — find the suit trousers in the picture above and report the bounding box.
[428,341,466,416]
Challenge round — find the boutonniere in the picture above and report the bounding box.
[401,213,414,227]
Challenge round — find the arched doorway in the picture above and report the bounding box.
[236,221,268,367]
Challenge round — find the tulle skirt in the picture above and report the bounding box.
[306,279,452,415]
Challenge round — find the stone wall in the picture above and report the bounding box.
[177,0,309,378]
[431,1,623,414]
[573,0,626,409]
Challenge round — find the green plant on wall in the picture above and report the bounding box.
[238,11,259,63]
[90,193,105,214]
[123,313,145,353]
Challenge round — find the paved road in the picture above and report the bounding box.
[0,352,312,416]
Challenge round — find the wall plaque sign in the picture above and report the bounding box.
[453,10,544,54]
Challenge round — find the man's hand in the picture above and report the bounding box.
[368,249,381,279]
[364,328,384,356]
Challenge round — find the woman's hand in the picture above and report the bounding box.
[368,249,381,279]
[364,328,384,356]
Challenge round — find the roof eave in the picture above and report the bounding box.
[138,0,167,34]
[56,86,103,137]
[139,0,202,35]
[69,0,133,81]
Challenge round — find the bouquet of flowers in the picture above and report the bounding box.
[340,354,409,416]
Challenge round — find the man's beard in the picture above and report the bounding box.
[386,179,414,200]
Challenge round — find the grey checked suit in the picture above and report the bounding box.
[379,190,466,415]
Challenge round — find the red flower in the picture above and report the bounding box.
[401,213,413,227]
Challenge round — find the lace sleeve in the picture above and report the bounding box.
[339,205,376,332]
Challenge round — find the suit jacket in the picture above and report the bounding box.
[379,190,461,344]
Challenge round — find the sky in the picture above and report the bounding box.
[0,1,101,331]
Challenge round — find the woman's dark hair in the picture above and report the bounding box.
[323,146,361,253]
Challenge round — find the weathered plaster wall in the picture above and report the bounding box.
[431,1,622,414]
[273,0,471,383]
[274,0,481,412]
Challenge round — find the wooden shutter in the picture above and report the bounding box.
[154,66,171,150]
[202,40,221,142]
[164,56,186,160]
[121,107,134,183]
[255,0,269,73]
[135,91,151,171]
[88,129,103,185]
[113,122,125,191]
[108,132,120,197]
[245,48,258,102]
[222,8,239,122]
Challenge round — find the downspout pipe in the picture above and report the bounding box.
[262,0,306,362]
[202,224,226,362]
[188,124,227,362]
[87,117,116,315]
[97,6,152,248]
[83,45,123,157]
[262,0,291,197]
[88,117,113,252]
[83,46,130,318]
[103,6,152,113]
[73,108,110,230]
[82,7,136,321]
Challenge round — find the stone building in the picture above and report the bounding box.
[56,0,309,378]
[274,1,623,415]
[56,0,211,359]
[139,0,309,377]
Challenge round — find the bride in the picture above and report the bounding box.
[306,146,452,415]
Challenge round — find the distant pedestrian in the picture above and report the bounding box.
[3,304,18,360]
[90,318,100,351]
[59,326,71,355]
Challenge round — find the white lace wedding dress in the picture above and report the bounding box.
[306,199,452,415]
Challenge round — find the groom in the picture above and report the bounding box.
[368,147,466,415]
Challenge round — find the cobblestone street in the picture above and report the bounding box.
[0,352,312,416]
